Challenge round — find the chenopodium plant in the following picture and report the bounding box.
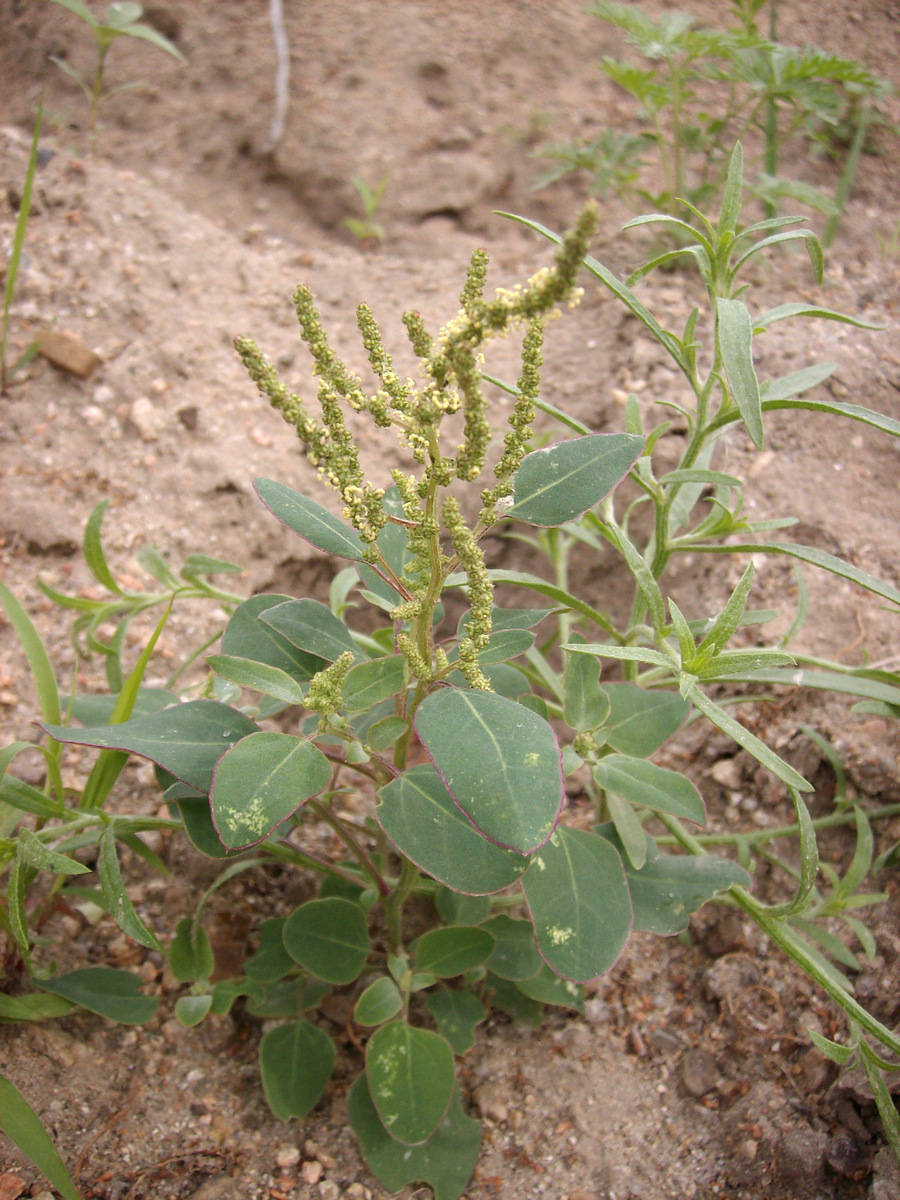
[45,149,900,1191]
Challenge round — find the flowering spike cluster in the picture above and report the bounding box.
[429,204,597,483]
[306,652,355,720]
[236,205,599,691]
[396,631,434,683]
[443,496,492,690]
[480,316,545,523]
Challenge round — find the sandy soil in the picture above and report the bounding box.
[1,3,900,1198]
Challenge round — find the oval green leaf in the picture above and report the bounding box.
[414,926,495,979]
[517,963,585,1012]
[244,917,294,984]
[480,915,542,982]
[376,765,529,895]
[259,1019,336,1119]
[255,478,366,561]
[365,1021,455,1146]
[262,598,363,662]
[222,593,324,681]
[600,684,690,756]
[43,700,259,793]
[175,994,213,1027]
[210,731,331,849]
[282,897,369,984]
[206,654,305,704]
[414,688,563,854]
[344,654,407,712]
[425,990,486,1055]
[522,827,632,982]
[348,1074,481,1200]
[564,636,610,732]
[354,976,403,1026]
[596,824,751,934]
[508,433,642,526]
[593,754,706,825]
[169,917,215,982]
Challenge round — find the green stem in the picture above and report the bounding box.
[657,811,900,1058]
[308,799,389,896]
[383,855,420,956]
[657,803,900,849]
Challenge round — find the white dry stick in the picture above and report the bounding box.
[264,0,290,152]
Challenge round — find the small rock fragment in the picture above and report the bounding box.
[795,1047,837,1093]
[0,1173,26,1200]
[128,397,165,441]
[826,1130,868,1178]
[703,954,761,1004]
[301,1160,323,1186]
[318,1182,339,1200]
[680,1048,719,1097]
[701,911,745,958]
[473,1079,509,1123]
[37,330,101,378]
[710,757,743,790]
[774,1127,828,1198]
[869,1146,900,1200]
[275,1145,300,1170]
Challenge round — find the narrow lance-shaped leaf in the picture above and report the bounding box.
[98,825,160,949]
[0,1075,82,1200]
[687,683,812,792]
[717,298,763,449]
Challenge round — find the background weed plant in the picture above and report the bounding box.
[0,103,43,397]
[46,0,185,134]
[3,146,900,1196]
[344,174,389,247]
[535,0,891,241]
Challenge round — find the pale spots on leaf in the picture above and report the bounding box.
[548,925,574,945]
[533,856,545,871]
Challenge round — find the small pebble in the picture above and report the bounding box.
[318,1182,339,1200]
[275,1146,300,1170]
[680,1049,719,1097]
[301,1160,323,1186]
